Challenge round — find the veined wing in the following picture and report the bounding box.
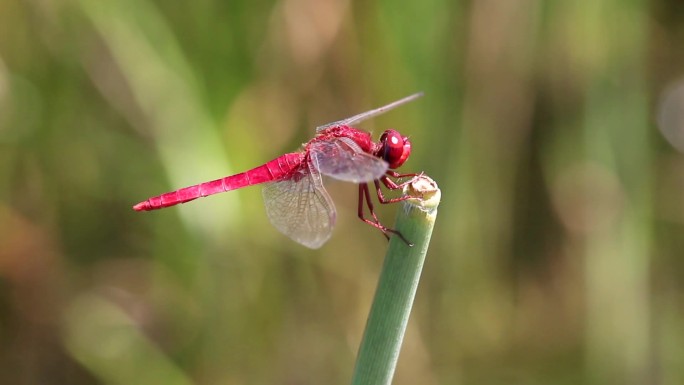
[310,137,388,183]
[262,163,336,249]
[316,92,424,132]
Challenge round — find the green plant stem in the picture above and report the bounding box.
[351,175,440,385]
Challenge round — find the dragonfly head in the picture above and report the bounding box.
[378,129,411,169]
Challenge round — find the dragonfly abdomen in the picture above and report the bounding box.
[133,152,303,211]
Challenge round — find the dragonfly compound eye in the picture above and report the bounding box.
[380,129,411,169]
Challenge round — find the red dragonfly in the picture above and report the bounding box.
[134,93,423,248]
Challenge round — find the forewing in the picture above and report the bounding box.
[310,137,388,183]
[316,92,424,132]
[262,164,336,249]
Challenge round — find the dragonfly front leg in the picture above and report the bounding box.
[374,179,414,204]
[358,183,414,246]
[375,170,425,204]
[385,170,424,181]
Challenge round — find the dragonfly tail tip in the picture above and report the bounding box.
[133,201,150,211]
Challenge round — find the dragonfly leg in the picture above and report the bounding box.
[374,170,426,204]
[385,170,424,180]
[381,172,424,190]
[358,184,414,246]
[358,183,384,227]
[374,179,414,204]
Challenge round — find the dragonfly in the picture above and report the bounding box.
[133,92,424,249]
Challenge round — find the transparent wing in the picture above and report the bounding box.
[309,137,388,183]
[316,92,424,132]
[262,163,336,249]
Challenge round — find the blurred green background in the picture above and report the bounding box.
[2,0,684,384]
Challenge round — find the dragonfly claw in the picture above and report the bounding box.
[393,230,414,247]
[383,228,413,247]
